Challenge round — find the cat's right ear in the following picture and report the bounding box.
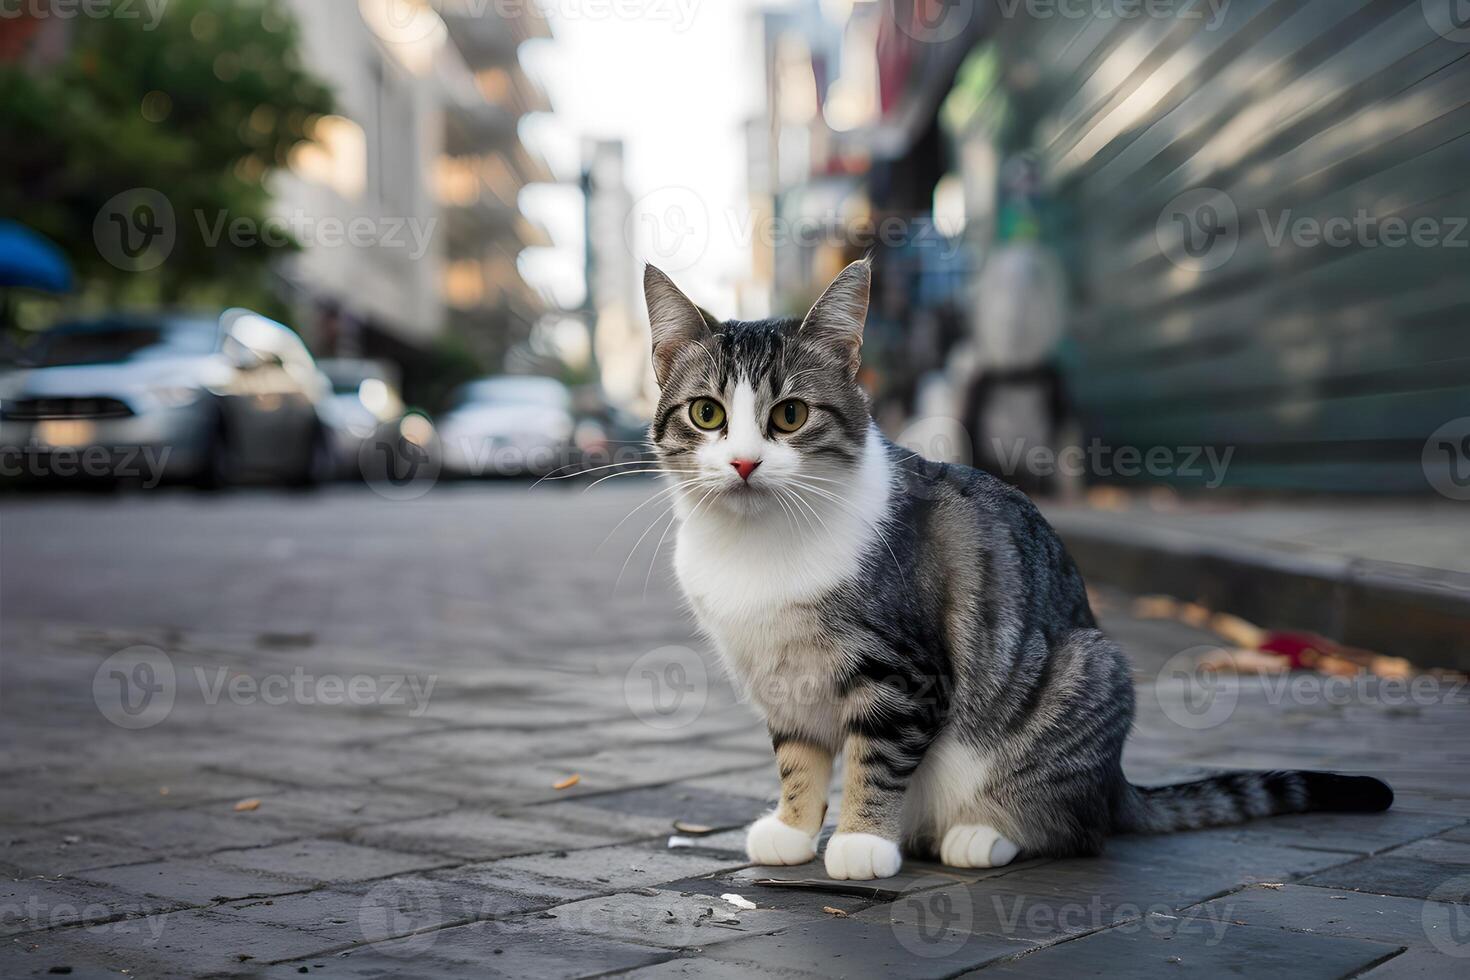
[644,265,712,387]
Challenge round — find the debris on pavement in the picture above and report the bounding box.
[672,820,715,835]
[822,906,849,917]
[719,893,757,910]
[233,799,261,812]
[552,774,580,790]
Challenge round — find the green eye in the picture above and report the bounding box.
[770,399,808,433]
[689,397,726,430]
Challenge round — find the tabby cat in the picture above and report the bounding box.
[644,260,1391,880]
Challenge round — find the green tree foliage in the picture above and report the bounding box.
[0,0,333,305]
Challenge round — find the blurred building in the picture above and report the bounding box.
[581,139,647,412]
[274,0,552,397]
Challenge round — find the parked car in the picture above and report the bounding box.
[315,358,413,480]
[438,375,574,478]
[0,309,330,488]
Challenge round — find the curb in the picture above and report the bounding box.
[1047,508,1470,673]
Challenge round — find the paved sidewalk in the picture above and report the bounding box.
[2,485,1469,978]
[1047,498,1470,670]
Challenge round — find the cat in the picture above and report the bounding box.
[643,259,1392,881]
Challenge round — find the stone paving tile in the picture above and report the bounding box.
[1190,884,1463,952]
[703,914,1034,979]
[0,831,151,878]
[208,839,450,886]
[606,956,814,979]
[1201,811,1467,857]
[1300,855,1470,901]
[541,889,818,950]
[347,803,670,861]
[480,842,751,895]
[561,784,766,831]
[955,915,1402,978]
[1358,950,1470,978]
[57,805,304,857]
[0,876,175,938]
[76,858,308,905]
[312,913,675,976]
[0,908,331,977]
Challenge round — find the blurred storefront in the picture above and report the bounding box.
[750,0,1470,495]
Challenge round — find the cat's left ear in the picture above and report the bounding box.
[800,259,870,379]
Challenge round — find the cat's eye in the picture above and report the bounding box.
[689,398,726,430]
[770,399,809,433]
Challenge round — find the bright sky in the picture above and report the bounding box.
[517,0,780,316]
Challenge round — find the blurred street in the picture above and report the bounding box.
[3,486,1470,977]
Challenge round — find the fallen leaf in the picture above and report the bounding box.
[822,906,848,917]
[1132,595,1180,620]
[672,820,714,835]
[720,893,757,910]
[1209,613,1266,649]
[233,799,261,812]
[552,774,580,790]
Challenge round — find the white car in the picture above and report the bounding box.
[438,376,574,478]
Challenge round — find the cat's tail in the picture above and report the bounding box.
[1115,770,1392,834]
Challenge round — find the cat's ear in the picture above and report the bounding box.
[800,259,870,379]
[644,264,714,387]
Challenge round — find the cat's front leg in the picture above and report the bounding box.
[824,733,927,880]
[746,734,833,866]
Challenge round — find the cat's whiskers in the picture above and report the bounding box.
[595,474,706,554]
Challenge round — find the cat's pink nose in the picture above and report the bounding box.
[731,459,761,482]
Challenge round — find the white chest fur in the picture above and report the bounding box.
[672,428,894,739]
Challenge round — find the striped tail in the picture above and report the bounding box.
[1116,770,1393,834]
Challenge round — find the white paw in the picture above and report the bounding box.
[940,824,1020,869]
[746,814,818,866]
[823,832,902,880]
